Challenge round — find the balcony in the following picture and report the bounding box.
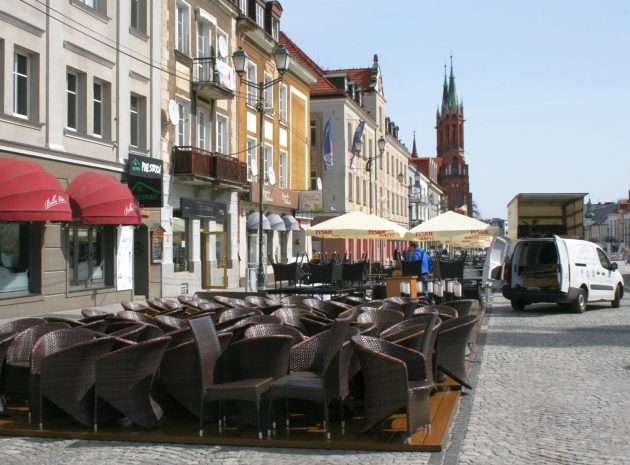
[172,146,248,189]
[192,57,235,100]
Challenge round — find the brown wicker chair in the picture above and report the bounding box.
[268,317,351,440]
[445,299,480,317]
[217,307,263,326]
[244,323,308,346]
[212,295,256,309]
[356,308,404,333]
[38,337,114,428]
[80,308,111,319]
[435,315,479,389]
[271,307,312,334]
[244,296,283,314]
[302,298,341,319]
[431,304,459,319]
[0,318,46,340]
[271,261,302,288]
[122,300,159,315]
[279,295,313,306]
[189,316,292,439]
[217,315,281,342]
[29,327,96,424]
[2,322,71,403]
[94,335,171,431]
[351,334,434,442]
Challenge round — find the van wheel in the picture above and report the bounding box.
[570,288,587,313]
[511,299,526,311]
[611,285,622,308]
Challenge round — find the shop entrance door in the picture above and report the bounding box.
[201,231,227,288]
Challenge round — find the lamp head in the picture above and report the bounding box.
[273,46,290,75]
[232,49,248,76]
[377,136,386,153]
[397,172,405,185]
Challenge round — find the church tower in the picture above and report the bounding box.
[436,57,472,215]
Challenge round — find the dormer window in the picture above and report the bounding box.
[271,17,279,40]
[255,3,264,27]
[239,0,247,16]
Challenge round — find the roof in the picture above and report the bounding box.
[279,32,342,96]
[509,193,587,206]
[590,203,619,225]
[327,68,373,91]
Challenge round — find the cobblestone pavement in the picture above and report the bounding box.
[1,268,629,465]
[454,293,630,465]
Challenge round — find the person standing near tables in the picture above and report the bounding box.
[404,240,432,282]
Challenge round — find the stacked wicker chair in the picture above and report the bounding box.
[94,335,171,430]
[189,315,293,439]
[435,315,479,389]
[351,334,434,443]
[268,317,351,440]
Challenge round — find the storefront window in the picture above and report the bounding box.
[0,223,30,294]
[173,215,189,272]
[68,225,106,290]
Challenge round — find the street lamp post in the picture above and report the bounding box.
[233,46,289,290]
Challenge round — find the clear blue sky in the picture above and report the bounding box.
[281,0,630,219]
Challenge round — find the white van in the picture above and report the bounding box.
[482,235,624,312]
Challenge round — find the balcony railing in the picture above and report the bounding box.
[192,57,235,99]
[172,146,248,185]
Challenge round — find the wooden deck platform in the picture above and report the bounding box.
[0,384,463,452]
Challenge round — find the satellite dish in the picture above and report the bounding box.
[267,167,276,185]
[316,177,322,191]
[218,35,228,58]
[250,162,258,177]
[168,100,179,126]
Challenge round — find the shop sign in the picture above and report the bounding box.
[128,154,163,208]
[300,190,323,212]
[181,198,227,221]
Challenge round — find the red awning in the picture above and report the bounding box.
[67,172,141,225]
[0,158,72,222]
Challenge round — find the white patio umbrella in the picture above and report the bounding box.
[306,210,407,240]
[405,210,497,243]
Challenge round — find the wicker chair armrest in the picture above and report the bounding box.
[373,339,428,381]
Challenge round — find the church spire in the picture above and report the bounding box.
[447,54,458,107]
[441,63,448,107]
[411,131,418,158]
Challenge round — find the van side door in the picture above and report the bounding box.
[594,247,617,301]
[482,236,510,291]
[554,236,571,294]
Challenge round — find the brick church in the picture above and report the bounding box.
[435,58,472,215]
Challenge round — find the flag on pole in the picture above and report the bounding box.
[349,120,365,169]
[323,118,333,170]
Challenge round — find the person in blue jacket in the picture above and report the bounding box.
[404,240,432,280]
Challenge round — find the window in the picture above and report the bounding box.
[176,99,190,147]
[279,150,288,188]
[279,84,288,123]
[310,120,317,148]
[239,0,247,16]
[68,225,109,290]
[0,223,30,294]
[197,109,208,149]
[347,122,352,149]
[263,73,273,110]
[246,137,257,181]
[130,0,146,33]
[75,0,106,15]
[255,3,264,27]
[93,82,103,136]
[78,0,97,9]
[246,62,257,106]
[130,94,146,148]
[348,173,353,201]
[66,73,78,130]
[176,2,190,54]
[172,215,189,272]
[263,144,273,184]
[271,18,279,40]
[13,52,29,118]
[216,114,228,154]
[197,20,210,58]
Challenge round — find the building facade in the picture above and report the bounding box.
[0,1,161,317]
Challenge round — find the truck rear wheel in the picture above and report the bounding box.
[570,288,587,313]
[511,299,526,311]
